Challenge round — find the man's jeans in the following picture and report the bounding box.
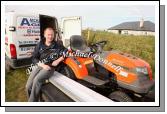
[25,66,55,102]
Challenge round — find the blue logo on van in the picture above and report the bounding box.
[21,18,40,26]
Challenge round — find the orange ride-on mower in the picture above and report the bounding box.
[56,35,155,102]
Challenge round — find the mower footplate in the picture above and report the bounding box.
[83,76,109,86]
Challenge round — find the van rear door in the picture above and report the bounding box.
[61,16,81,47]
[16,16,40,59]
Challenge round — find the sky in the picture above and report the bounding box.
[5,5,155,30]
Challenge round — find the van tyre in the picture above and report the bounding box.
[5,61,12,72]
[108,91,133,102]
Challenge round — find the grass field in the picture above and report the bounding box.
[5,30,155,102]
[5,68,28,102]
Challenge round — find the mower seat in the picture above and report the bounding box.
[70,35,91,53]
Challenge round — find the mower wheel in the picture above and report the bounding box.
[58,64,77,80]
[108,91,133,102]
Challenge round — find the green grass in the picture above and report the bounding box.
[5,68,28,102]
[5,30,155,102]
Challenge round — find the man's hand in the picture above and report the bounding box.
[38,63,51,70]
[51,56,64,67]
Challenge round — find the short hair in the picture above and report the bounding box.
[44,27,54,34]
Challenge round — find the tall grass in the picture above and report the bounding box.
[82,30,155,77]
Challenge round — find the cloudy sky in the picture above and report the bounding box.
[5,5,155,30]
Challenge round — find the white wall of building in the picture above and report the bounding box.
[108,30,155,36]
[108,30,119,34]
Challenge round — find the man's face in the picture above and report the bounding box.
[44,29,54,43]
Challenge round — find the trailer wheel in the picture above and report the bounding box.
[58,64,77,80]
[108,91,133,102]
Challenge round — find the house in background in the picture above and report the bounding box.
[108,19,155,36]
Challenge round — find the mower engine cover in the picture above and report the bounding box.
[94,50,154,94]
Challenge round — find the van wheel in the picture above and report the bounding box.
[58,64,77,80]
[108,91,133,102]
[5,61,12,72]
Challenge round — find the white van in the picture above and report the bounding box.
[5,12,81,70]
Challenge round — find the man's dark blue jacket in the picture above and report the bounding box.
[32,39,65,64]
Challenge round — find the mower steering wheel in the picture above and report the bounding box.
[90,40,107,53]
[93,40,107,47]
